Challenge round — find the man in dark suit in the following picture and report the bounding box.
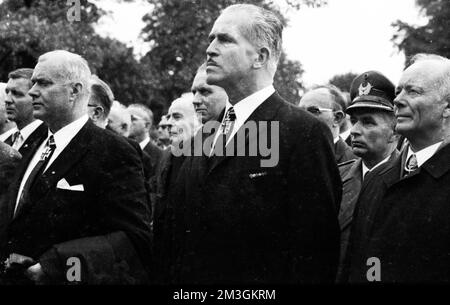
[0,142,21,200]
[163,4,342,284]
[4,69,47,158]
[0,50,152,284]
[191,63,227,124]
[152,95,201,283]
[299,84,356,164]
[336,71,399,281]
[128,103,163,179]
[347,54,450,282]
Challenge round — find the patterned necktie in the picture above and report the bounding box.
[15,135,56,216]
[221,107,236,138]
[404,153,418,176]
[11,130,23,150]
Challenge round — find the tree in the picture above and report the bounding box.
[328,72,359,93]
[141,0,325,108]
[0,0,152,109]
[392,0,450,65]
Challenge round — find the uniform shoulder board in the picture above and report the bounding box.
[338,158,357,167]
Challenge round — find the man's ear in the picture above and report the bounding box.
[69,83,83,102]
[443,95,450,119]
[253,47,270,69]
[333,111,345,126]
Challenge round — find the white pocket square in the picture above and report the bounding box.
[56,178,84,191]
[249,171,268,179]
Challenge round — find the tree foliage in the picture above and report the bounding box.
[392,0,450,64]
[0,0,151,110]
[0,0,326,122]
[328,72,359,93]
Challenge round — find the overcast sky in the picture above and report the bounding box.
[94,0,427,88]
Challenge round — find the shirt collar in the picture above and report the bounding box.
[362,155,391,179]
[334,136,340,144]
[19,120,43,140]
[0,127,18,142]
[51,115,89,150]
[407,141,443,167]
[139,137,150,150]
[224,85,275,125]
[340,129,351,141]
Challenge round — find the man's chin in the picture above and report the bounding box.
[352,147,367,158]
[205,72,223,86]
[395,123,414,136]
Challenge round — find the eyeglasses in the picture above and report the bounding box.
[304,106,334,115]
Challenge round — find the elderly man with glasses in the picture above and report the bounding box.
[300,84,356,163]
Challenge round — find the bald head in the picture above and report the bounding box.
[107,101,131,137]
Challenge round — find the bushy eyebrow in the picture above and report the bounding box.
[208,32,235,43]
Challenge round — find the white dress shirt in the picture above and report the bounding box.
[139,137,150,150]
[0,127,17,142]
[406,141,443,168]
[15,115,89,210]
[340,129,351,143]
[211,85,275,148]
[362,155,391,180]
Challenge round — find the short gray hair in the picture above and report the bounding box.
[223,4,283,63]
[409,53,450,102]
[128,103,154,124]
[38,50,91,96]
[309,84,347,112]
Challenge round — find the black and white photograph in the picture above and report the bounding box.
[0,0,449,301]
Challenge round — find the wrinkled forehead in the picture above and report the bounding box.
[300,89,334,108]
[169,100,196,118]
[32,59,64,81]
[128,106,149,120]
[110,107,131,124]
[210,9,249,37]
[192,71,207,89]
[400,60,445,89]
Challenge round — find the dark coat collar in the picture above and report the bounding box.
[11,120,95,221]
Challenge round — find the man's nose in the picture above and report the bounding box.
[4,92,12,104]
[206,40,218,58]
[28,84,38,99]
[350,121,361,136]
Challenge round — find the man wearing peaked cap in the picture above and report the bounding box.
[348,71,397,113]
[337,70,400,281]
[347,54,450,282]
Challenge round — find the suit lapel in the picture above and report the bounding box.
[207,92,283,175]
[5,129,48,221]
[335,138,346,162]
[339,159,362,229]
[13,121,94,220]
[18,122,47,158]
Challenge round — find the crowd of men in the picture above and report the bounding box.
[0,3,449,284]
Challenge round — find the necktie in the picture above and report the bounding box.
[404,153,418,176]
[11,131,23,150]
[211,107,236,156]
[15,135,56,216]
